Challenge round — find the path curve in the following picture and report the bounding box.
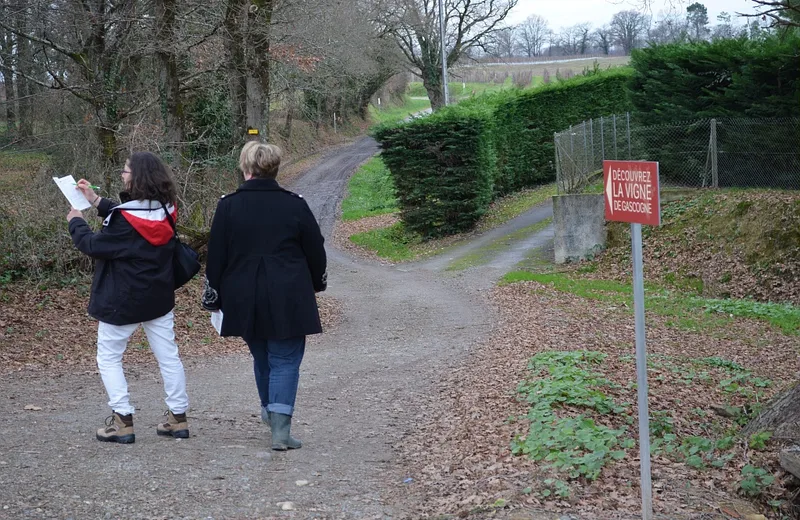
[0,137,496,519]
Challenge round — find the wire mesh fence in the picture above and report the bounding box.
[555,115,800,194]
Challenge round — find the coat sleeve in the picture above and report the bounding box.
[96,198,118,219]
[68,216,131,260]
[203,199,227,310]
[299,201,327,292]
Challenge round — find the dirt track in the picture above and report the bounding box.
[0,137,512,519]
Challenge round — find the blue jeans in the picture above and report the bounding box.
[245,336,306,416]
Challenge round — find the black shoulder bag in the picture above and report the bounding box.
[162,203,201,289]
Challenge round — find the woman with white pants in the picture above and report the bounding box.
[68,152,190,444]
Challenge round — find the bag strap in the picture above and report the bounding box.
[161,203,178,238]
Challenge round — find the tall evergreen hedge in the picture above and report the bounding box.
[373,104,496,238]
[492,69,634,194]
[629,36,800,122]
[629,37,800,187]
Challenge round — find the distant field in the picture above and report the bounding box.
[452,56,630,84]
[406,56,630,99]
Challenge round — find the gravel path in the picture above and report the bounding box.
[0,137,503,519]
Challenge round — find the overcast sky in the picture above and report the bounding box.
[507,0,758,29]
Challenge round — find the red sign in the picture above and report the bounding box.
[604,160,661,226]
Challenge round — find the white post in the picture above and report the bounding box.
[438,0,450,106]
[632,222,653,520]
[333,112,337,134]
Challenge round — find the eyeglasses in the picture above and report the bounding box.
[121,169,132,175]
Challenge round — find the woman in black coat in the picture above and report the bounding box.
[202,141,327,451]
[68,152,190,444]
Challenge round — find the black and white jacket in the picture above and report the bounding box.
[69,197,177,325]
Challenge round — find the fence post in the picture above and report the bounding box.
[711,119,718,188]
[583,122,588,177]
[570,125,574,156]
[555,132,562,194]
[613,114,618,160]
[600,116,605,161]
[589,118,594,172]
[627,112,632,160]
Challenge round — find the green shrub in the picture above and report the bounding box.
[492,69,633,194]
[374,104,496,238]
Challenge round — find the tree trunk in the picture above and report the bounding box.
[742,381,800,438]
[223,0,248,148]
[97,125,118,193]
[0,14,16,133]
[0,65,15,133]
[424,79,444,111]
[13,0,31,137]
[246,0,273,141]
[154,0,184,163]
[283,95,294,139]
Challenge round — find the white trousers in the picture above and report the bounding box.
[97,311,189,416]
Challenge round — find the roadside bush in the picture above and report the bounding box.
[492,69,633,194]
[374,104,495,238]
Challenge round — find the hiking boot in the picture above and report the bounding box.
[96,412,135,444]
[156,410,189,439]
[269,412,301,451]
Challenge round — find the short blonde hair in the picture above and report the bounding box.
[239,141,282,179]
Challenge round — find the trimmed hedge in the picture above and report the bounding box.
[374,104,496,238]
[374,71,632,238]
[629,36,800,122]
[492,69,633,194]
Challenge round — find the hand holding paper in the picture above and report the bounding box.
[53,175,92,210]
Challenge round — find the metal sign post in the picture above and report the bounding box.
[604,160,660,520]
[632,222,653,520]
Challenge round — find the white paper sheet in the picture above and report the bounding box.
[53,175,92,210]
[210,311,223,335]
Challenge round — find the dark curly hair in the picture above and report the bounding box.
[126,152,177,205]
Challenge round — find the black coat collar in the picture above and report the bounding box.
[237,178,283,192]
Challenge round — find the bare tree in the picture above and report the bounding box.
[556,25,579,55]
[376,0,519,111]
[648,11,690,44]
[610,10,649,55]
[594,25,613,55]
[487,25,517,58]
[745,0,800,28]
[516,14,548,57]
[575,22,592,54]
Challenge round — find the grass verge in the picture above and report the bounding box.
[446,218,553,271]
[500,271,800,335]
[341,156,398,221]
[368,96,431,126]
[347,183,557,264]
[349,222,423,262]
[477,184,556,231]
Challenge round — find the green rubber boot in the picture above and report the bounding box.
[269,412,302,451]
[261,406,271,430]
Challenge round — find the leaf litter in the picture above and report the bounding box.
[386,279,799,519]
[0,273,343,375]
